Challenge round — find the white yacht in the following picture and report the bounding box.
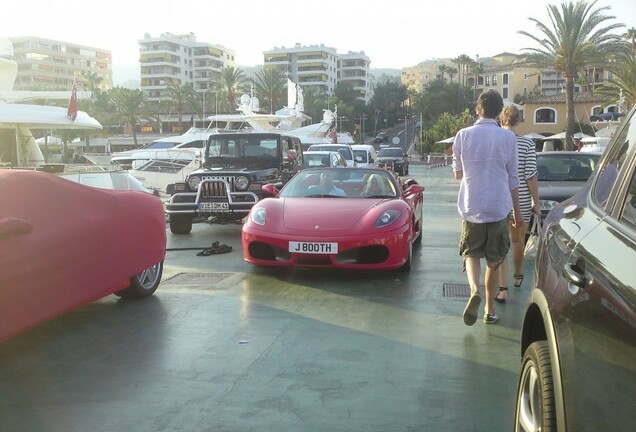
[0,37,102,168]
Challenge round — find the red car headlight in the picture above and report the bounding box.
[375,209,401,228]
[250,207,267,225]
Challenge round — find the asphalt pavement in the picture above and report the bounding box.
[0,164,532,431]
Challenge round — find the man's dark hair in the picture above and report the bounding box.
[475,90,504,119]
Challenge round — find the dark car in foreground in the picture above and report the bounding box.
[514,106,636,431]
[376,147,409,175]
[0,169,166,344]
[536,151,601,220]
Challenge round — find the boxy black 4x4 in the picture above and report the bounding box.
[165,133,303,234]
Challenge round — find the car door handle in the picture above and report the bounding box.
[562,262,588,289]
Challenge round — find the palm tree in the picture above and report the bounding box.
[254,68,287,113]
[519,0,624,149]
[107,87,149,147]
[164,82,199,132]
[596,39,636,109]
[211,66,247,113]
[469,61,485,103]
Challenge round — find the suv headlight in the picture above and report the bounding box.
[188,176,201,190]
[235,176,249,191]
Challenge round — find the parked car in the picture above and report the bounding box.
[165,132,304,234]
[242,167,425,271]
[0,169,166,344]
[302,151,347,169]
[376,147,410,175]
[513,105,636,431]
[374,132,389,143]
[306,143,357,167]
[351,144,378,168]
[536,151,601,220]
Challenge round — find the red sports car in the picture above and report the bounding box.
[242,168,424,270]
[0,170,166,344]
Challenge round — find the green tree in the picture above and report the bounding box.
[211,66,248,113]
[164,82,200,132]
[106,87,149,147]
[519,0,624,149]
[299,86,328,125]
[254,68,287,113]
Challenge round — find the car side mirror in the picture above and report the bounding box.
[403,184,425,197]
[261,183,280,197]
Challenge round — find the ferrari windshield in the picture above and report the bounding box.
[281,168,398,198]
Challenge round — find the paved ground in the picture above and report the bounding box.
[0,164,531,431]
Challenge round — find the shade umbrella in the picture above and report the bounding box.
[435,136,455,144]
[544,132,591,140]
[523,133,546,140]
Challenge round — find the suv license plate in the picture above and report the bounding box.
[199,202,230,211]
[289,241,338,254]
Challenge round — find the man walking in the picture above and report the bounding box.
[452,90,522,325]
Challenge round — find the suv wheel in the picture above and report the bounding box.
[514,341,556,431]
[169,214,193,234]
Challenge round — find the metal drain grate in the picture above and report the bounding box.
[442,283,472,298]
[163,272,233,287]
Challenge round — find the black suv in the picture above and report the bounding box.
[514,104,636,431]
[165,133,303,234]
[376,147,409,175]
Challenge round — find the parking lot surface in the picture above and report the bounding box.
[0,164,531,431]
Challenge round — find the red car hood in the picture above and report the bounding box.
[281,198,382,231]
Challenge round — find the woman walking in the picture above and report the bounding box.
[496,105,540,303]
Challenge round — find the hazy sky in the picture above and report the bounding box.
[3,0,635,83]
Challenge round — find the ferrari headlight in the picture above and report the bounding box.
[375,209,401,228]
[235,176,249,191]
[188,176,201,190]
[250,207,267,225]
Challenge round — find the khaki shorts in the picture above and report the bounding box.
[459,219,510,264]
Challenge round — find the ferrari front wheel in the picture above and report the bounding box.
[399,243,412,272]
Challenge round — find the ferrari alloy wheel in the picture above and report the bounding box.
[514,341,556,432]
[170,214,192,234]
[116,261,163,298]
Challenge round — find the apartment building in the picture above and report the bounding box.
[337,51,372,103]
[8,36,112,91]
[263,43,372,103]
[138,32,236,103]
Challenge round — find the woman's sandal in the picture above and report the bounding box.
[513,273,524,288]
[495,287,508,303]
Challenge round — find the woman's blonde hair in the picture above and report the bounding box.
[499,105,520,127]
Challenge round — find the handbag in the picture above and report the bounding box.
[524,217,541,259]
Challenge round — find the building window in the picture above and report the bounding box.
[485,75,490,86]
[502,87,508,99]
[503,73,509,85]
[535,108,556,124]
[492,75,497,85]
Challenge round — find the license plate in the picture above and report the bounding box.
[289,241,338,254]
[199,202,229,211]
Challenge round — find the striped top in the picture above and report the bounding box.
[515,135,538,223]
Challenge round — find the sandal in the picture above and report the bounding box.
[513,273,524,288]
[495,287,508,304]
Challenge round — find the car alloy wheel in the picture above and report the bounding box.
[515,341,556,431]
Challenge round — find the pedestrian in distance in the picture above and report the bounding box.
[452,90,522,325]
[496,105,541,303]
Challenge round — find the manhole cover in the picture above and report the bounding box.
[163,272,233,287]
[442,283,472,298]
